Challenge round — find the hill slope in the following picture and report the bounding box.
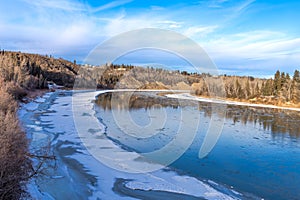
[0,51,79,89]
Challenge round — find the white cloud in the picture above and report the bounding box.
[102,16,183,36]
[21,0,133,13]
[91,0,133,13]
[103,17,154,36]
[212,0,256,28]
[235,0,256,12]
[207,30,299,57]
[55,21,95,45]
[203,30,300,73]
[183,25,218,38]
[158,20,183,29]
[21,0,86,11]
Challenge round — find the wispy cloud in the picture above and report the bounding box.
[235,0,256,12]
[183,25,218,38]
[21,0,86,11]
[22,0,133,13]
[203,30,300,74]
[102,16,183,36]
[91,0,133,13]
[158,20,183,29]
[218,0,256,27]
[102,16,154,36]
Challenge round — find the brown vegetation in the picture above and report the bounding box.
[191,70,300,107]
[0,78,31,200]
[0,50,79,91]
[0,50,78,199]
[76,63,300,107]
[0,50,63,199]
[75,64,192,90]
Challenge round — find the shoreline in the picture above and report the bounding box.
[19,90,97,199]
[99,89,300,111]
[164,93,300,112]
[23,89,49,101]
[155,91,300,111]
[77,88,300,111]
[28,88,300,111]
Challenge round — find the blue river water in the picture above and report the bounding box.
[95,91,300,200]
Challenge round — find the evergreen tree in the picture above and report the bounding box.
[274,70,281,94]
[293,70,300,83]
[286,73,291,80]
[291,70,300,102]
[263,79,273,96]
[281,72,286,87]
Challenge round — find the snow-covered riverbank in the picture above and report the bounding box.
[19,90,243,200]
[166,93,300,112]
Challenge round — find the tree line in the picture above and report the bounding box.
[193,70,300,105]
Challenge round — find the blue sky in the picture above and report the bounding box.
[0,0,299,76]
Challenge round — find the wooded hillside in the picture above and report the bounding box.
[76,63,300,106]
[0,51,78,91]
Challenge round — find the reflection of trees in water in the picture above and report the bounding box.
[96,92,300,137]
[224,106,300,137]
[197,102,300,137]
[95,92,184,110]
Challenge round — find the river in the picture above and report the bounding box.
[19,90,300,199]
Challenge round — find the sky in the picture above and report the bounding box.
[0,0,299,77]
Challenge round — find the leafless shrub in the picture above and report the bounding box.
[0,110,31,200]
[0,62,55,200]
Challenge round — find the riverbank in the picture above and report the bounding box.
[165,93,300,112]
[19,90,97,199]
[25,88,300,111]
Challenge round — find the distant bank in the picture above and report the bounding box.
[0,50,299,107]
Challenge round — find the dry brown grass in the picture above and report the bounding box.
[0,78,31,200]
